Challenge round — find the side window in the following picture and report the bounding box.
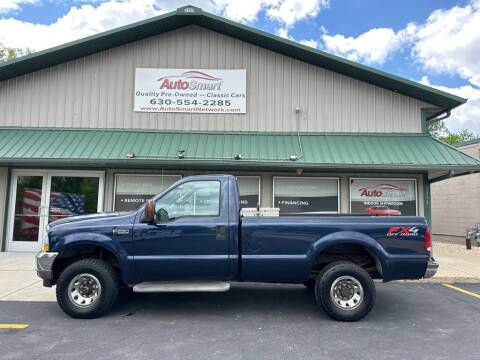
[155,180,221,218]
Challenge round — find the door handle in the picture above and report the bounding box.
[216,225,227,240]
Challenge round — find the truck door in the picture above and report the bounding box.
[132,179,231,281]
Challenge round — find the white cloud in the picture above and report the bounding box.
[216,0,330,35]
[411,1,480,134]
[266,0,329,27]
[0,0,39,14]
[411,0,480,87]
[213,0,266,23]
[0,0,330,51]
[298,39,317,48]
[275,26,317,49]
[0,0,168,50]
[276,26,289,38]
[421,76,480,134]
[321,25,415,65]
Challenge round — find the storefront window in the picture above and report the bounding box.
[349,178,417,216]
[114,174,181,211]
[273,177,339,214]
[48,176,100,223]
[236,176,260,208]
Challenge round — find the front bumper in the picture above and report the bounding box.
[423,259,439,279]
[36,251,58,287]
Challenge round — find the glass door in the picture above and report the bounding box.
[7,171,48,252]
[7,170,104,252]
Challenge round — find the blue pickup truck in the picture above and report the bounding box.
[36,174,438,321]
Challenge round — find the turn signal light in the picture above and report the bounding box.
[425,228,431,252]
[42,244,49,252]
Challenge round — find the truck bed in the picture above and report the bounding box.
[240,215,429,282]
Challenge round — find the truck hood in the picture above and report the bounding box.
[48,212,130,228]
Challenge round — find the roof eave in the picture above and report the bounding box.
[1,158,479,173]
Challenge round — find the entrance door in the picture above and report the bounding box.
[7,172,48,251]
[7,170,104,252]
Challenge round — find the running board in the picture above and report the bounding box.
[132,281,231,293]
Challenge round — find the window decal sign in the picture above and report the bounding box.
[236,176,260,208]
[134,68,246,113]
[273,177,339,214]
[350,178,417,216]
[114,174,181,211]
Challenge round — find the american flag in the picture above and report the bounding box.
[20,188,86,236]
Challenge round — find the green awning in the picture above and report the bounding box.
[0,128,479,174]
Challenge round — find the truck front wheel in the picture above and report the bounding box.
[56,258,119,319]
[315,261,375,321]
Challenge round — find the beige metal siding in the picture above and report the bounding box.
[0,25,429,133]
[0,168,8,250]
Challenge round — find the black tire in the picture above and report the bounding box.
[303,279,315,290]
[56,258,119,319]
[314,261,375,322]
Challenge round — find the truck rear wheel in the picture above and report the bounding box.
[56,258,119,319]
[315,261,375,321]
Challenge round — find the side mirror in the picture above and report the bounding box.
[155,208,169,224]
[141,199,155,223]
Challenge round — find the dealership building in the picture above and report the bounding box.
[0,5,479,252]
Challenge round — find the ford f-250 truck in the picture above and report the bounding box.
[36,175,438,321]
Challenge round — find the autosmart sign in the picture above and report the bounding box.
[350,178,417,216]
[134,68,246,113]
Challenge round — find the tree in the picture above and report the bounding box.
[427,119,449,139]
[440,129,476,145]
[428,119,477,145]
[0,43,33,63]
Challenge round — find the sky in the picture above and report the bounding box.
[0,0,479,134]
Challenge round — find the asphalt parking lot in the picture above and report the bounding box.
[1,282,479,360]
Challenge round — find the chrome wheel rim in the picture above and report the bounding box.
[68,273,102,308]
[330,276,364,310]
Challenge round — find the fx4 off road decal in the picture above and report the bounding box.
[387,226,420,236]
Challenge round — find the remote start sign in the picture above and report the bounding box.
[134,68,246,113]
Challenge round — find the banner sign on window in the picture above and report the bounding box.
[114,174,181,211]
[134,68,246,113]
[273,177,339,214]
[237,176,260,208]
[350,178,417,216]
